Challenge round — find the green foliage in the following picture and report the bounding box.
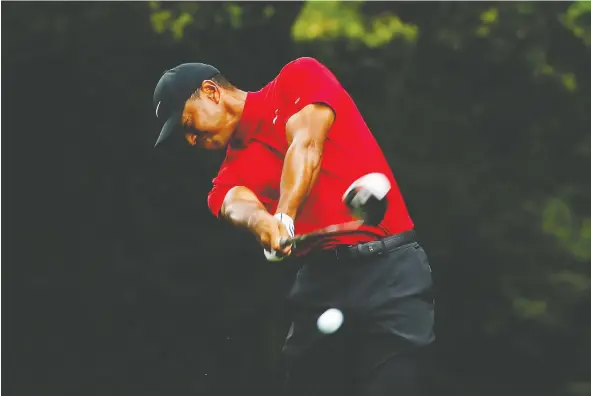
[512,297,550,321]
[481,7,499,24]
[224,3,243,29]
[543,199,591,261]
[149,2,197,40]
[291,1,418,47]
[561,1,591,46]
[543,198,575,242]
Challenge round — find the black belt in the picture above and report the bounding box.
[302,230,418,261]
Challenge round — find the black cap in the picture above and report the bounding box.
[153,63,220,147]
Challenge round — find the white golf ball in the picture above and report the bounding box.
[317,308,344,334]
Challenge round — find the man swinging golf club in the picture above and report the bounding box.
[153,57,435,396]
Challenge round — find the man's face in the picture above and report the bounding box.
[180,80,234,150]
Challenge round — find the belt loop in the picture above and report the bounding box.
[380,239,387,254]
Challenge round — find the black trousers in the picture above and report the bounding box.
[281,237,435,396]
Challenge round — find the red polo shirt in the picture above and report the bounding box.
[207,57,414,253]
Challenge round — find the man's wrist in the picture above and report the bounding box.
[274,213,295,238]
[275,204,297,221]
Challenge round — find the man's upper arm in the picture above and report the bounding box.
[285,103,335,147]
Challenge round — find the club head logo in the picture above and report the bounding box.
[155,101,161,118]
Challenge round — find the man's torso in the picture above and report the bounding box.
[207,58,414,253]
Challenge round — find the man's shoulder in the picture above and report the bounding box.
[274,57,341,96]
[279,57,329,76]
[284,56,324,68]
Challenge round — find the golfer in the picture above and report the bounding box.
[153,57,435,396]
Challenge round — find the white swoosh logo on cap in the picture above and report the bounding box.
[155,101,161,118]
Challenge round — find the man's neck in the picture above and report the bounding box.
[226,88,248,126]
[226,88,249,143]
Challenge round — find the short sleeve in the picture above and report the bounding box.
[279,57,342,119]
[207,165,238,218]
[206,142,281,218]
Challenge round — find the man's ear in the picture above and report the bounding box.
[184,132,198,146]
[201,80,220,103]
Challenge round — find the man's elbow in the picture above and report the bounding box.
[221,186,261,218]
[221,186,242,218]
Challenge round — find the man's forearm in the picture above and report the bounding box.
[221,186,268,231]
[276,139,323,219]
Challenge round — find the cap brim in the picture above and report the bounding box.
[154,111,182,147]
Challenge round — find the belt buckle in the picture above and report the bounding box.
[369,240,387,256]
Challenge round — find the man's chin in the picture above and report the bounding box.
[200,139,226,150]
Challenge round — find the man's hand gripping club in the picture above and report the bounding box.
[221,186,294,261]
[252,212,295,261]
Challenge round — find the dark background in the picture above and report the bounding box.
[4,2,591,396]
